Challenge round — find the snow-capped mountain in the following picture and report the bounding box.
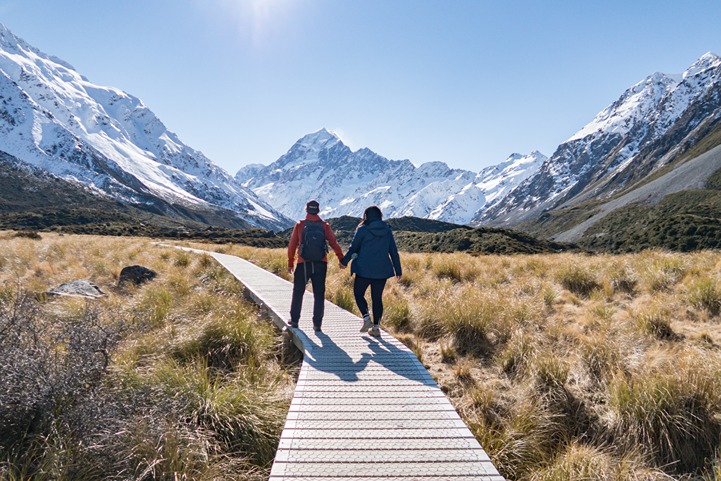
[0,23,291,230]
[477,52,721,227]
[236,128,545,224]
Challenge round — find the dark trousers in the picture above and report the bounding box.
[353,276,387,325]
[290,261,327,328]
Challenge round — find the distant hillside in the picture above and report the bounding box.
[281,216,465,242]
[520,121,721,244]
[576,166,721,252]
[0,152,284,247]
[281,215,573,255]
[478,53,721,232]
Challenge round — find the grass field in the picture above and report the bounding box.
[219,243,721,480]
[2,232,720,480]
[0,232,296,481]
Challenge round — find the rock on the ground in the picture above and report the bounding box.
[118,265,158,286]
[46,280,106,298]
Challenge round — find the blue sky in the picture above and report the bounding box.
[1,0,720,173]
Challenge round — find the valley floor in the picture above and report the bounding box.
[1,231,720,480]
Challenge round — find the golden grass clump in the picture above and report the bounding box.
[636,250,688,292]
[606,368,720,472]
[632,305,677,340]
[528,443,667,481]
[555,261,601,298]
[686,276,721,317]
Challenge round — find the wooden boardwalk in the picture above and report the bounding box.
[196,249,502,481]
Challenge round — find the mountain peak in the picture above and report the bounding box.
[0,22,23,48]
[0,22,77,72]
[301,128,340,142]
[289,128,348,155]
[684,52,721,79]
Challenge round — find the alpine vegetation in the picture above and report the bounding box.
[222,244,721,480]
[0,232,295,480]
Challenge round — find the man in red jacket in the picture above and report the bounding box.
[287,200,345,332]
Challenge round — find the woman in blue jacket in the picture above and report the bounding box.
[341,206,402,337]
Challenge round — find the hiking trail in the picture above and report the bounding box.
[178,247,503,480]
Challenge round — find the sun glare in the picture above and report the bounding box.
[215,0,295,47]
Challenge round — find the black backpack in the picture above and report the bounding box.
[300,220,328,262]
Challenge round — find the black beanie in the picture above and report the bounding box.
[306,200,320,214]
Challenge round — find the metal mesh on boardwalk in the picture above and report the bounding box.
[205,251,503,481]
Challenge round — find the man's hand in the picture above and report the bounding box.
[339,262,347,269]
[396,275,402,281]
[288,266,294,274]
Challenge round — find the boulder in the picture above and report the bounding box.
[47,280,106,298]
[118,265,157,286]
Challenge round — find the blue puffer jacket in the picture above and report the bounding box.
[341,219,402,279]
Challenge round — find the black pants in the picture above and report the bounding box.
[353,275,387,326]
[290,261,327,329]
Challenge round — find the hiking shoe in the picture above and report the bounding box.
[369,325,381,337]
[360,313,372,332]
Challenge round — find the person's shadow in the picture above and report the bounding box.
[361,334,431,384]
[299,330,431,385]
[301,332,370,382]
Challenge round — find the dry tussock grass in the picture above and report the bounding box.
[0,232,295,480]
[207,244,721,480]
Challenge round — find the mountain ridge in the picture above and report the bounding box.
[236,128,546,224]
[0,22,292,231]
[477,51,721,231]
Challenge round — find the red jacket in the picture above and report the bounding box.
[288,214,344,269]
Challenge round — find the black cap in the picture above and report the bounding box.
[306,200,320,214]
